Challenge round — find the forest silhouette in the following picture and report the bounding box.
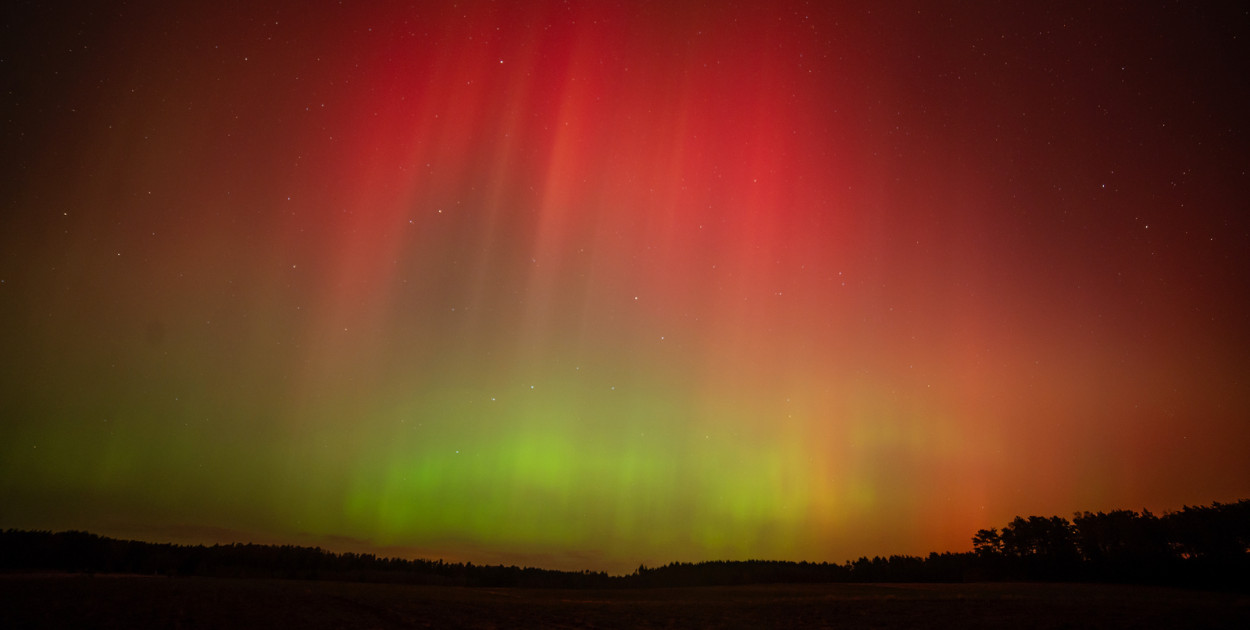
[3,499,1246,589]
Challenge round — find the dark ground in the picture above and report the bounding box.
[2,574,1247,629]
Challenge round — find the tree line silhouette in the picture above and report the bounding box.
[2,499,1246,589]
[966,500,1250,586]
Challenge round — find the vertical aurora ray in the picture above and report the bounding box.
[2,1,1248,572]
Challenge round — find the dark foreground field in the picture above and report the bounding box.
[2,575,1247,629]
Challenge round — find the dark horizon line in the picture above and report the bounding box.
[4,498,1248,589]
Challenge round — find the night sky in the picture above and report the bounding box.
[2,1,1248,573]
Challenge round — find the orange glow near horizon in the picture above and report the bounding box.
[2,1,1248,573]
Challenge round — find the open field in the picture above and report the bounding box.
[2,575,1247,629]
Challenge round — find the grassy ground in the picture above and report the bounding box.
[2,575,1247,629]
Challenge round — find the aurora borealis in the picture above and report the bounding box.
[2,1,1248,573]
